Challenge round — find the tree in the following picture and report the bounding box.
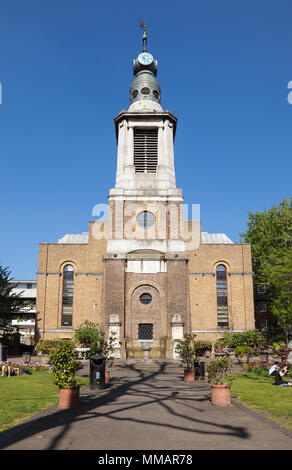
[240,198,292,289]
[0,264,22,340]
[270,248,292,344]
[74,320,105,353]
[240,198,292,344]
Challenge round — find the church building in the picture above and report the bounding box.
[36,29,255,359]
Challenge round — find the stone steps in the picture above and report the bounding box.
[113,358,246,374]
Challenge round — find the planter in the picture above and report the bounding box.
[236,355,250,365]
[211,384,231,406]
[259,352,269,363]
[58,385,80,409]
[184,369,195,382]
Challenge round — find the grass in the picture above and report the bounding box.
[231,372,292,431]
[0,371,89,433]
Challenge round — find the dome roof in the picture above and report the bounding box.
[130,68,161,107]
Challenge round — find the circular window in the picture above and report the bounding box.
[140,293,152,305]
[141,87,150,95]
[132,90,138,99]
[137,211,155,228]
[153,90,159,99]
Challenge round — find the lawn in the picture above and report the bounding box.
[0,371,88,433]
[231,372,292,431]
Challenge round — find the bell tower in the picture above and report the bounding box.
[107,23,185,254]
[102,24,190,359]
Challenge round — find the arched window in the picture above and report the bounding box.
[216,264,228,328]
[62,264,74,326]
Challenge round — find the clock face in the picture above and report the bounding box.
[138,52,153,65]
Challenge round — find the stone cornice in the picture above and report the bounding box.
[114,110,177,143]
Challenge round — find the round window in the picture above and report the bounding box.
[140,293,152,305]
[132,90,138,99]
[137,211,155,228]
[153,90,159,99]
[141,87,150,95]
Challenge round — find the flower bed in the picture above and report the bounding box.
[244,362,275,376]
[1,360,50,374]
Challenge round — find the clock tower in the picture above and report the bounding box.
[102,25,190,359]
[107,28,185,254]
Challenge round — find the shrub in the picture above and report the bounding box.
[36,338,73,355]
[175,334,197,371]
[244,363,271,376]
[215,330,265,352]
[49,342,80,389]
[235,345,253,357]
[74,320,104,353]
[193,340,212,356]
[206,356,233,385]
[271,341,286,356]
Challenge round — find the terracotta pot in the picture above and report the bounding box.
[58,385,80,409]
[211,384,231,406]
[105,370,110,383]
[184,370,195,381]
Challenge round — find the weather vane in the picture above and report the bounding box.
[139,20,147,51]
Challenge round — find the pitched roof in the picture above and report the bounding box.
[57,233,89,244]
[201,232,233,244]
[57,231,233,245]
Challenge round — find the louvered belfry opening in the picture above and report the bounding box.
[134,128,158,173]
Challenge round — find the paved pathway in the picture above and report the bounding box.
[0,361,292,450]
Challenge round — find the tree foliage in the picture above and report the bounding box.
[270,248,292,342]
[74,320,104,350]
[0,264,22,338]
[240,198,292,288]
[240,198,292,342]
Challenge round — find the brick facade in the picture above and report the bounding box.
[36,219,255,356]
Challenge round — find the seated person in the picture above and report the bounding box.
[281,364,290,376]
[1,362,20,377]
[274,365,292,387]
[1,363,11,377]
[269,362,279,376]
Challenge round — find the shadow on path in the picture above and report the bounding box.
[0,363,249,450]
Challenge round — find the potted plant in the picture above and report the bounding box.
[194,340,212,358]
[235,345,252,364]
[258,348,269,363]
[206,356,233,406]
[175,333,197,381]
[74,320,103,350]
[271,341,286,359]
[49,341,81,409]
[35,340,55,363]
[101,332,117,383]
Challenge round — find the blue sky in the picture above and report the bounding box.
[0,0,291,280]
